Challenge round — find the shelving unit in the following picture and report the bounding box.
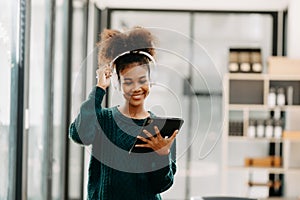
[222,73,300,199]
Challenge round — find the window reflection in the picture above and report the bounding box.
[52,2,64,199]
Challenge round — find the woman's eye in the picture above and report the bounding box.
[123,82,132,86]
[139,80,148,84]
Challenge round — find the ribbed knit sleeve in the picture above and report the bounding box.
[148,140,177,194]
[69,86,106,145]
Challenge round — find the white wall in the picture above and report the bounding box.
[287,0,300,58]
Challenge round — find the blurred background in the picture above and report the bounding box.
[1,0,300,200]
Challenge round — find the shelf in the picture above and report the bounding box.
[226,73,266,80]
[285,168,300,173]
[229,104,268,110]
[223,72,300,197]
[268,74,300,80]
[228,166,285,173]
[283,138,300,142]
[228,104,300,111]
[273,105,300,110]
[227,166,300,174]
[228,136,283,143]
[226,73,300,81]
[228,136,300,143]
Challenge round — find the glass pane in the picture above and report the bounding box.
[69,2,88,199]
[27,0,46,199]
[52,2,64,199]
[0,1,12,199]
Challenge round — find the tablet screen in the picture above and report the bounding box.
[129,117,184,154]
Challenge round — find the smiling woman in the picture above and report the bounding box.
[69,27,178,200]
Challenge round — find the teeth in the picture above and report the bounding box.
[132,94,142,96]
[131,94,143,99]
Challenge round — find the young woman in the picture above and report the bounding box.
[69,27,178,200]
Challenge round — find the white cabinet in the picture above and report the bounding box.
[222,73,300,199]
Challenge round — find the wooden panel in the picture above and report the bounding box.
[268,57,300,75]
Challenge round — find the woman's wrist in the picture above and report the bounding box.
[96,84,107,90]
[156,148,170,156]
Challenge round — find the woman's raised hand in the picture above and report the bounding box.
[96,66,112,90]
[135,126,178,156]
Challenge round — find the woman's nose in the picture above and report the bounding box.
[132,82,142,91]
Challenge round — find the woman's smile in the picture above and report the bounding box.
[131,92,145,100]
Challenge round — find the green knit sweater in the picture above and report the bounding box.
[69,86,176,200]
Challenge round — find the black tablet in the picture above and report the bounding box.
[129,117,184,154]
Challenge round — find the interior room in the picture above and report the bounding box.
[1,0,300,199]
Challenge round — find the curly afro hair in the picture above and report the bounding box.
[97,27,156,68]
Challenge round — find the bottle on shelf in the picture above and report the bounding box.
[228,49,239,73]
[287,86,294,105]
[248,119,256,138]
[256,119,265,138]
[228,63,239,73]
[274,119,283,139]
[252,63,263,73]
[272,107,281,120]
[239,51,251,73]
[268,87,276,107]
[276,87,286,106]
[250,49,263,73]
[265,119,274,138]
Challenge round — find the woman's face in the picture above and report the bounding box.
[119,63,150,107]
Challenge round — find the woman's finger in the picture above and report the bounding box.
[154,126,163,140]
[97,65,110,73]
[135,144,151,148]
[142,129,154,139]
[137,135,150,143]
[169,130,179,141]
[96,68,105,78]
[104,67,112,77]
[105,72,112,78]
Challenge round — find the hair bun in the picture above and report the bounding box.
[99,29,121,42]
[127,28,155,56]
[97,27,156,67]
